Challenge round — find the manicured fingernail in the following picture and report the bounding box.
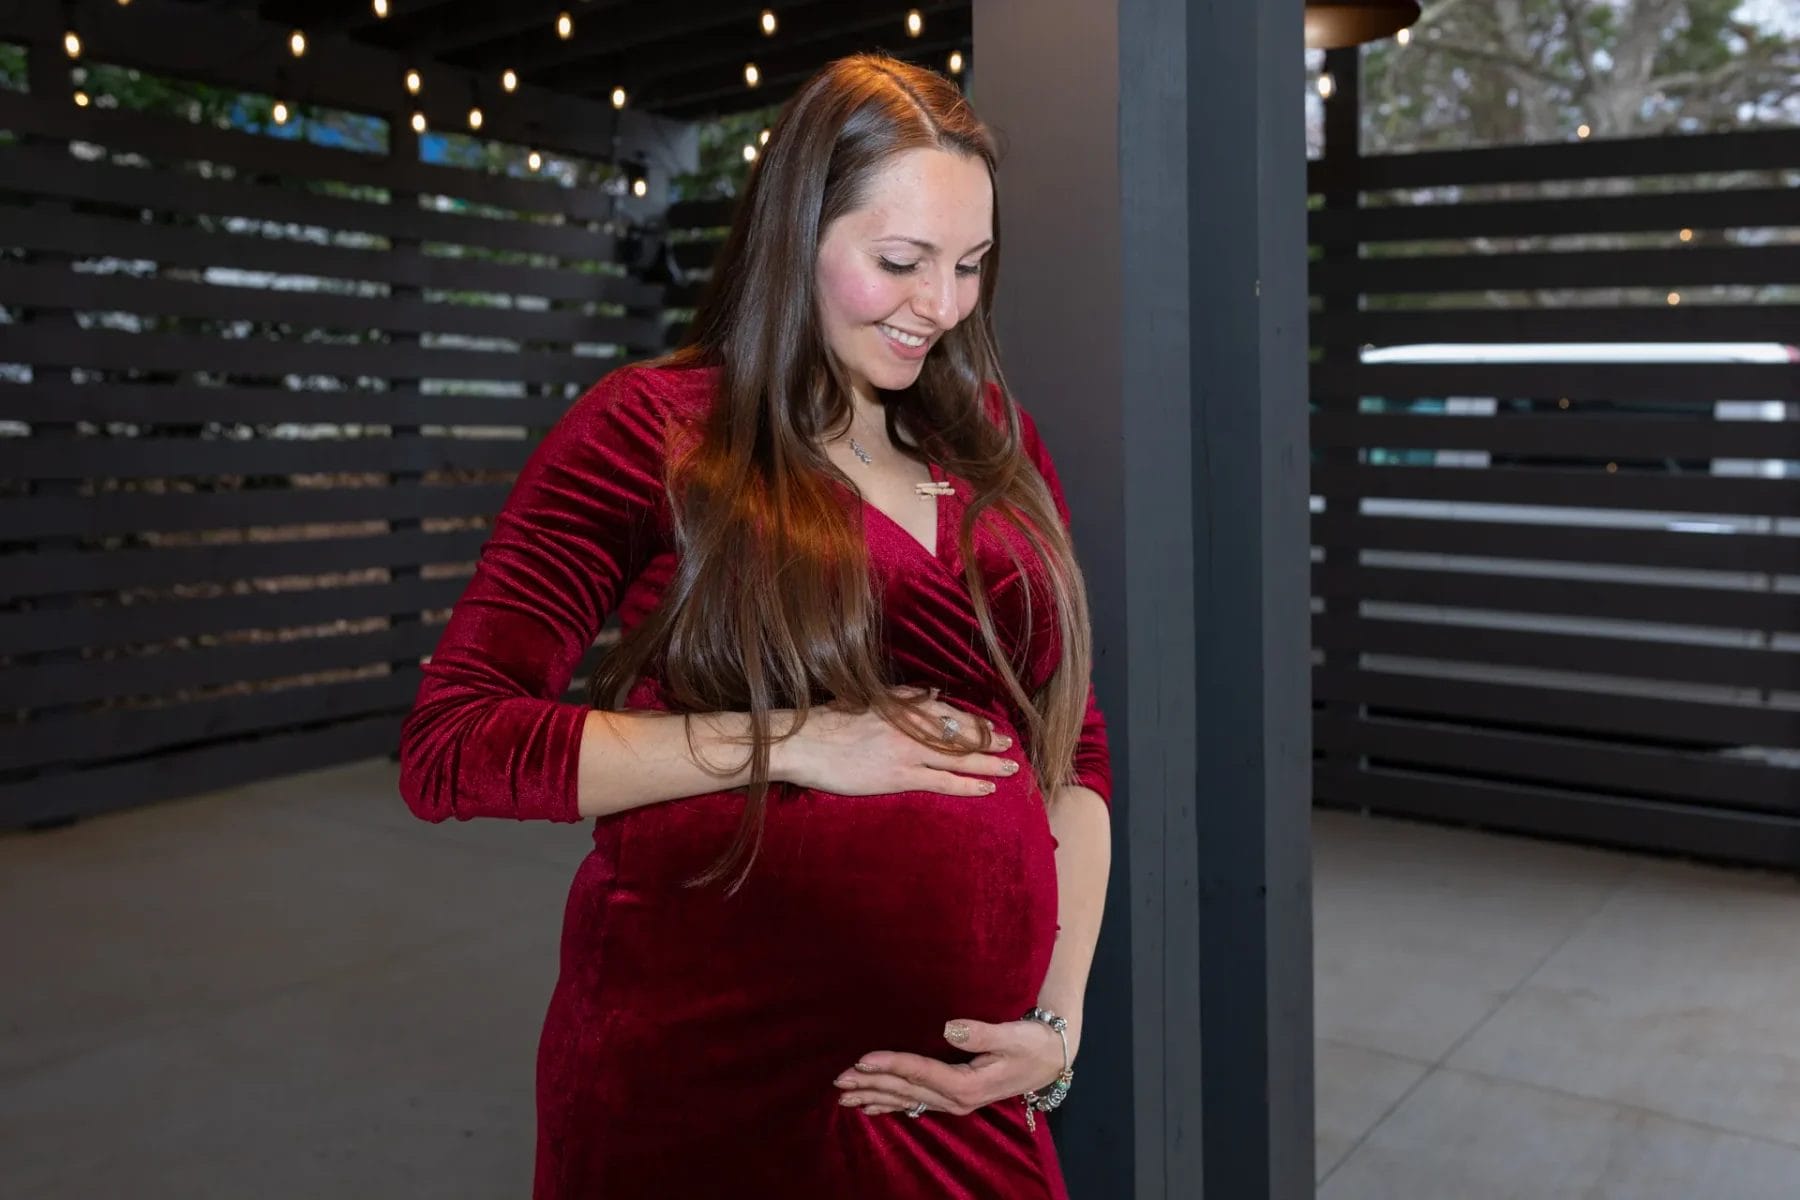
[834,1076,855,1087]
[944,1021,971,1044]
[1002,761,1019,773]
[998,737,1013,749]
[840,1095,861,1107]
[980,781,996,794]
[854,1062,877,1072]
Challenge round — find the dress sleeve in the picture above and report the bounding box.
[397,366,670,823]
[1006,388,1116,808]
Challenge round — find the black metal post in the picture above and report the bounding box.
[972,0,1312,1195]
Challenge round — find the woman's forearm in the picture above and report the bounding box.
[1036,784,1112,1058]
[575,708,798,819]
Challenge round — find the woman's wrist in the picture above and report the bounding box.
[766,708,804,783]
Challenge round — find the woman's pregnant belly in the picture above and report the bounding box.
[549,728,1059,1127]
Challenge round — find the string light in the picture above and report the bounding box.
[1396,26,1411,45]
[745,63,761,87]
[1577,123,1591,138]
[63,31,81,59]
[759,128,770,145]
[502,69,518,93]
[760,9,777,35]
[632,177,648,198]
[906,9,923,36]
[410,111,427,134]
[73,89,90,106]
[272,100,291,124]
[948,50,964,74]
[289,30,307,58]
[743,143,758,162]
[405,69,423,95]
[1317,72,1336,99]
[372,0,389,16]
[468,106,483,130]
[1678,227,1694,243]
[527,150,543,171]
[1667,291,1682,305]
[556,12,573,40]
[611,85,627,109]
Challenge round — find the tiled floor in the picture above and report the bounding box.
[4,761,1798,1197]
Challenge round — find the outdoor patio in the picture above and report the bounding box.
[4,760,1797,1198]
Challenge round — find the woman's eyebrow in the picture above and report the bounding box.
[873,235,995,255]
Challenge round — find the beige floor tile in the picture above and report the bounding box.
[0,925,555,1200]
[1314,1039,1430,1182]
[1320,1067,1800,1200]
[0,768,581,1079]
[1448,858,1800,1148]
[1313,811,1634,1062]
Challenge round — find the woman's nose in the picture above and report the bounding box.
[913,269,957,327]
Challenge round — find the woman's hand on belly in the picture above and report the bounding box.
[775,687,1019,798]
[831,1018,1066,1118]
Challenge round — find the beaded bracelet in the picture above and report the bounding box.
[1020,1006,1074,1132]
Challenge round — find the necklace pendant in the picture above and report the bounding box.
[914,480,955,498]
[848,437,874,466]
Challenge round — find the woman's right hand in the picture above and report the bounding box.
[773,689,1021,797]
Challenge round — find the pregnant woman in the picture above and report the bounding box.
[398,53,1113,1199]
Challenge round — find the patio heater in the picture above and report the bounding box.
[1303,0,1420,47]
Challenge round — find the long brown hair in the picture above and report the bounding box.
[588,53,1094,889]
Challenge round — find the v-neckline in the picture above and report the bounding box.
[857,460,952,565]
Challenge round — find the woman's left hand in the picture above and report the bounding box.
[833,1018,1069,1117]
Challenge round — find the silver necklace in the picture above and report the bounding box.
[845,436,954,498]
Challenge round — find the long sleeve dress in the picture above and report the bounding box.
[397,362,1112,1200]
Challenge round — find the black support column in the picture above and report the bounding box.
[971,1,1312,1195]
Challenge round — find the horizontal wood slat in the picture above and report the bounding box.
[1310,187,1798,244]
[1313,563,1800,632]
[1315,712,1799,814]
[0,433,536,481]
[1312,463,1799,517]
[1312,245,1800,295]
[1314,764,1800,867]
[1312,513,1797,574]
[0,380,582,427]
[1312,363,1799,403]
[0,264,661,349]
[14,529,491,600]
[1315,614,1800,691]
[1312,412,1800,459]
[0,482,513,540]
[1312,305,1800,346]
[1314,666,1800,749]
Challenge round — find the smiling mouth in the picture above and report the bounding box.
[877,323,929,348]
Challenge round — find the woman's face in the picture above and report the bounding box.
[815,147,994,402]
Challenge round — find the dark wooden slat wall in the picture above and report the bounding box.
[1310,66,1800,868]
[0,51,662,827]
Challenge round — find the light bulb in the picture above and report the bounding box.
[743,143,758,162]
[1317,72,1336,99]
[760,10,777,35]
[632,177,648,198]
[527,150,543,171]
[468,107,483,130]
[745,63,760,87]
[1396,27,1411,45]
[289,30,307,57]
[1678,228,1694,242]
[556,12,573,39]
[411,111,427,134]
[948,51,964,75]
[759,128,770,145]
[611,86,627,109]
[405,69,422,95]
[63,31,81,59]
[1666,291,1681,306]
[372,0,389,16]
[906,9,923,36]
[73,89,90,106]
[273,101,290,124]
[502,69,518,93]
[1577,123,1591,138]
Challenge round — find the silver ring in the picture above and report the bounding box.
[939,715,961,738]
[905,1101,928,1118]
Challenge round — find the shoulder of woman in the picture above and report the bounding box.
[559,361,718,452]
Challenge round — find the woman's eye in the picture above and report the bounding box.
[878,258,919,274]
[956,262,983,277]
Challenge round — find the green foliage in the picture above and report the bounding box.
[673,104,780,203]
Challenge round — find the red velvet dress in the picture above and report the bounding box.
[398,364,1112,1199]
